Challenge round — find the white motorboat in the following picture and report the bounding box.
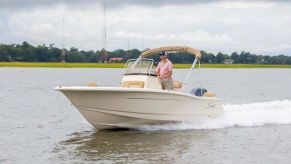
[55,46,224,130]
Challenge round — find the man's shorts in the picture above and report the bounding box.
[161,80,173,90]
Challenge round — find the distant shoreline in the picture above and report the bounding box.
[1,62,291,68]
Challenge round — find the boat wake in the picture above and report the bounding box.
[132,100,291,131]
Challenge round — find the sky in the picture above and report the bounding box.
[0,0,291,55]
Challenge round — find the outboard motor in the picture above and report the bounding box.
[190,88,207,97]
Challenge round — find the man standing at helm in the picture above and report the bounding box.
[156,51,173,90]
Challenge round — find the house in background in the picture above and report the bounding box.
[109,57,124,63]
[224,59,234,64]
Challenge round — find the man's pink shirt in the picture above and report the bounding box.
[156,59,173,81]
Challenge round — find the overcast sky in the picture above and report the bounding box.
[0,0,291,55]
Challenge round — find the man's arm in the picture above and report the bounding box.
[156,63,161,76]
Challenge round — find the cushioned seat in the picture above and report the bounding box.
[203,92,216,97]
[87,82,97,87]
[173,81,183,90]
[122,81,145,88]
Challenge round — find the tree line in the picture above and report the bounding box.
[0,41,291,64]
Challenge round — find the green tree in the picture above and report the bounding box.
[231,52,239,63]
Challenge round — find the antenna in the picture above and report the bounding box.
[142,22,145,50]
[104,0,107,50]
[61,18,65,63]
[99,0,108,63]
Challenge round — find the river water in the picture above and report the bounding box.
[0,68,291,164]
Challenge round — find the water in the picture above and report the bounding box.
[0,68,291,163]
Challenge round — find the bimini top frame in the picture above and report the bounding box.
[129,46,203,91]
[140,46,202,59]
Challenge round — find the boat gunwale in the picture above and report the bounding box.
[54,86,221,101]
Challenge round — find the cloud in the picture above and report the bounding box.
[279,44,291,49]
[0,0,291,55]
[0,0,205,9]
[214,1,276,9]
[1,0,290,10]
[115,30,237,44]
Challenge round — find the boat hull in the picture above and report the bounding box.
[55,87,224,130]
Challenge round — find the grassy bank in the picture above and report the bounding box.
[174,64,291,68]
[1,62,291,68]
[0,62,124,68]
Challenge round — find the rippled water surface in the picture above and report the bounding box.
[1,68,291,163]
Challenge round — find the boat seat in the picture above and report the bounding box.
[87,82,97,87]
[173,81,183,89]
[203,92,216,97]
[122,81,145,88]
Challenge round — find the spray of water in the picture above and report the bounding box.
[132,100,291,131]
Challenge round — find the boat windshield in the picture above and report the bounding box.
[124,58,156,76]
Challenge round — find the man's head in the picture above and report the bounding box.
[159,51,167,61]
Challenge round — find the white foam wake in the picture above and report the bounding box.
[134,100,291,131]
